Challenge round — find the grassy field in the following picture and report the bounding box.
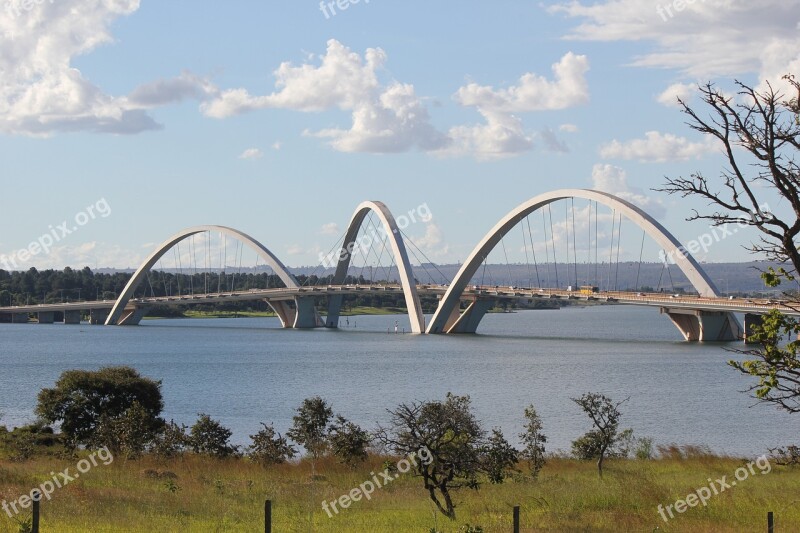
[1,453,797,532]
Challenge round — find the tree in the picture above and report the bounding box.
[286,396,333,461]
[248,423,297,465]
[328,415,370,467]
[189,413,237,458]
[519,405,547,479]
[481,428,518,484]
[571,393,628,477]
[36,366,164,447]
[151,420,189,458]
[376,393,485,520]
[656,74,800,414]
[95,401,159,458]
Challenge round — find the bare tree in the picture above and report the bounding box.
[656,75,800,272]
[657,75,800,414]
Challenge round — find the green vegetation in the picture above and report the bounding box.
[0,452,797,532]
[2,371,798,531]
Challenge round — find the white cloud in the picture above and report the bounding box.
[271,141,283,150]
[599,131,717,162]
[454,52,590,113]
[286,244,304,256]
[238,148,264,160]
[0,1,219,136]
[413,223,449,258]
[438,109,533,161]
[551,0,800,93]
[319,222,339,236]
[591,163,665,218]
[202,40,447,154]
[539,127,569,153]
[128,71,216,107]
[657,83,695,107]
[438,52,589,159]
[559,123,579,133]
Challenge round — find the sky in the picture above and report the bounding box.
[1,0,799,272]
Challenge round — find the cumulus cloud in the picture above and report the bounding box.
[454,52,590,113]
[0,1,219,136]
[559,123,579,133]
[551,0,800,100]
[319,222,339,236]
[438,52,589,159]
[238,148,263,160]
[201,39,447,153]
[591,163,665,218]
[657,82,695,107]
[599,131,717,162]
[412,222,449,258]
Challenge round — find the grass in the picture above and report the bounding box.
[1,453,797,532]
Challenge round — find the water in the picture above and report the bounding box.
[0,306,795,456]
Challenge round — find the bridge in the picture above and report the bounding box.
[0,190,792,341]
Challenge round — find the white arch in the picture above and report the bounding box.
[326,201,425,333]
[106,225,299,325]
[428,189,728,334]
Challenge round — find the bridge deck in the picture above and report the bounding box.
[0,284,796,316]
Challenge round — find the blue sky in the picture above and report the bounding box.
[1,0,798,271]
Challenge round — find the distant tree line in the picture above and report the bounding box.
[0,267,442,314]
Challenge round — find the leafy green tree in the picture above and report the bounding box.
[151,420,189,458]
[189,413,238,458]
[481,428,518,484]
[286,396,333,461]
[519,405,547,478]
[328,415,370,467]
[95,401,159,459]
[248,423,297,465]
[377,393,485,520]
[36,366,164,448]
[571,393,628,477]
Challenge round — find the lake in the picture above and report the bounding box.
[0,305,795,456]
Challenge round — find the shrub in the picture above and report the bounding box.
[248,423,296,465]
[189,414,238,458]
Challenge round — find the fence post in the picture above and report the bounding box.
[32,496,40,533]
[768,511,774,533]
[265,499,272,533]
[513,505,520,533]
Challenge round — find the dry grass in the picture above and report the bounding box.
[0,453,798,532]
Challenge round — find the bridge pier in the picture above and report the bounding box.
[64,310,82,325]
[117,307,147,325]
[661,308,742,341]
[325,294,344,328]
[90,309,109,325]
[743,313,764,344]
[11,313,29,324]
[37,312,55,324]
[266,297,323,329]
[444,299,495,334]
